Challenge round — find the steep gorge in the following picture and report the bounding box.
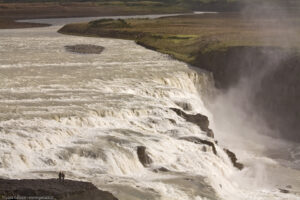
[195,46,300,142]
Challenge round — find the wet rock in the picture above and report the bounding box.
[279,188,290,194]
[65,44,104,54]
[175,102,193,111]
[170,108,214,138]
[0,178,118,200]
[223,148,244,170]
[137,146,152,167]
[167,118,176,124]
[180,136,217,155]
[153,167,169,173]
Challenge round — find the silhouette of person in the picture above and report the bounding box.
[62,172,65,182]
[58,171,62,182]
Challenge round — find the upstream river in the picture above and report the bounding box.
[0,14,299,200]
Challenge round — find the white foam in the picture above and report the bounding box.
[0,21,299,200]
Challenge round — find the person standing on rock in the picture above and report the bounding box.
[58,171,62,182]
[62,172,65,182]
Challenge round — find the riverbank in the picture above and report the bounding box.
[0,18,49,29]
[0,2,188,20]
[58,13,300,64]
[0,178,118,200]
[58,13,300,87]
[0,1,189,29]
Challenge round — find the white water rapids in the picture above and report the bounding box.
[0,16,300,200]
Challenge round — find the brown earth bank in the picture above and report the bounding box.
[0,2,187,20]
[0,178,118,200]
[0,18,49,29]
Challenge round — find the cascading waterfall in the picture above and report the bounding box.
[0,18,299,200]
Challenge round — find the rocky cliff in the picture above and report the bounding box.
[195,46,300,141]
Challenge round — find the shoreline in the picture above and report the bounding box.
[0,18,50,29]
[0,1,189,29]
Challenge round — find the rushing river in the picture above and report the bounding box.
[0,15,299,200]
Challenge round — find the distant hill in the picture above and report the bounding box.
[0,0,299,12]
[0,0,241,12]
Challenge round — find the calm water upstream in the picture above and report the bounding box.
[0,15,299,200]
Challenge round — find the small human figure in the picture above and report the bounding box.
[58,171,62,181]
[62,172,65,182]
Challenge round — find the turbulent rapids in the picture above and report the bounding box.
[0,17,299,200]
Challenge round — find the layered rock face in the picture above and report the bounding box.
[195,46,300,141]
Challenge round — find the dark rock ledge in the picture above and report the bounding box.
[0,179,118,200]
[170,108,214,138]
[170,108,244,170]
[223,148,244,170]
[180,136,217,155]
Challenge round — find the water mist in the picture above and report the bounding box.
[205,0,300,195]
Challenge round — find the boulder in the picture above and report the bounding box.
[279,188,290,194]
[180,137,217,155]
[137,146,152,167]
[223,148,244,170]
[153,167,169,173]
[170,108,214,138]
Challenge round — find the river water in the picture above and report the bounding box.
[0,15,299,200]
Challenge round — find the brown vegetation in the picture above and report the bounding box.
[59,13,300,63]
[0,2,187,20]
[0,1,188,29]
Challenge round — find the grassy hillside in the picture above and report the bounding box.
[59,13,300,63]
[0,1,190,21]
[0,0,242,14]
[1,0,299,21]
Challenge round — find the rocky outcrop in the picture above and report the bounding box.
[223,148,244,170]
[65,44,104,54]
[137,146,152,167]
[153,167,170,173]
[180,137,244,170]
[171,108,214,138]
[279,188,290,194]
[180,136,217,155]
[0,179,118,200]
[175,101,193,111]
[194,46,286,90]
